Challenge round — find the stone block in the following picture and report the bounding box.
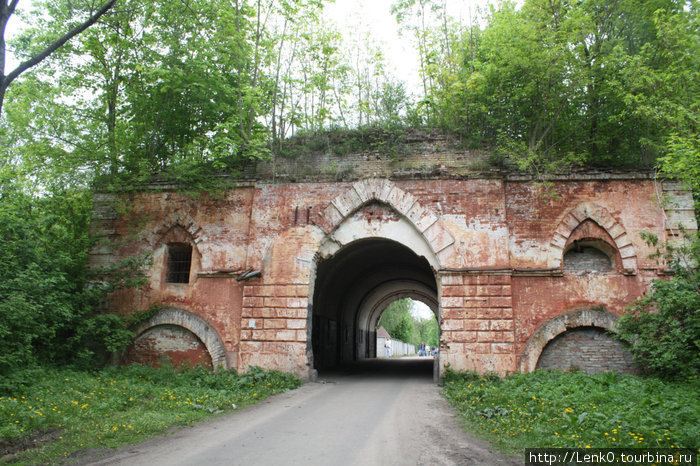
[426,223,455,253]
[242,297,263,308]
[273,330,297,341]
[490,296,512,308]
[463,276,478,285]
[287,297,308,308]
[243,285,263,297]
[477,331,498,343]
[442,319,464,331]
[441,296,463,308]
[476,308,503,319]
[491,343,513,354]
[490,319,514,331]
[352,180,372,204]
[242,307,264,318]
[239,341,262,352]
[488,275,511,285]
[441,308,469,320]
[463,343,491,354]
[441,285,464,297]
[334,187,362,216]
[318,204,344,232]
[264,297,287,308]
[609,224,625,239]
[463,319,490,331]
[551,233,567,250]
[414,210,438,233]
[276,308,307,319]
[451,331,477,343]
[440,274,463,285]
[376,179,394,203]
[464,297,488,308]
[264,319,286,329]
[619,245,636,259]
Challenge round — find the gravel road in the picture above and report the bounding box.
[84,358,519,466]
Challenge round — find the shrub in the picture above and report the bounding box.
[615,232,700,378]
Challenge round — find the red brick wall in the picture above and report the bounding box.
[91,174,692,377]
[536,327,639,375]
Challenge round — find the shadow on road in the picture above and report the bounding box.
[318,356,435,381]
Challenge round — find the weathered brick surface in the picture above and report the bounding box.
[91,173,693,379]
[536,327,639,375]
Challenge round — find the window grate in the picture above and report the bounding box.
[167,243,192,283]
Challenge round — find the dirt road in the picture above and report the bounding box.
[86,358,519,465]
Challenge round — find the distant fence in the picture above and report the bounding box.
[376,336,415,358]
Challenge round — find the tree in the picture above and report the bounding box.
[378,298,414,342]
[0,0,117,114]
[0,172,143,372]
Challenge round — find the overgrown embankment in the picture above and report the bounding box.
[0,365,301,464]
[442,370,699,456]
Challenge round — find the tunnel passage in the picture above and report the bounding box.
[311,238,438,371]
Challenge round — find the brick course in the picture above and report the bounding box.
[91,173,695,379]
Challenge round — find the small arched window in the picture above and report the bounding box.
[563,240,613,273]
[166,243,192,283]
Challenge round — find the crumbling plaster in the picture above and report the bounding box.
[90,174,696,378]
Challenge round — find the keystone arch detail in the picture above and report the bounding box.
[315,179,455,267]
[550,202,637,272]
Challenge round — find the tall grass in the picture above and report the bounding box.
[442,370,699,455]
[0,364,301,464]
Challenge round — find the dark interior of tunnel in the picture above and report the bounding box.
[311,238,437,372]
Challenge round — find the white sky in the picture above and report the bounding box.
[409,299,434,320]
[3,0,497,84]
[322,0,496,95]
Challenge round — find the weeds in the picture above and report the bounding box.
[442,370,699,455]
[0,365,301,464]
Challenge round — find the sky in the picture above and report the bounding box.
[322,0,495,95]
[409,300,435,320]
[3,0,497,86]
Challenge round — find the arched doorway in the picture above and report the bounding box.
[311,238,438,371]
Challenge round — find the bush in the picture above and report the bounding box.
[0,180,144,373]
[615,232,700,378]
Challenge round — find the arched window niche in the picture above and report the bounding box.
[562,219,621,274]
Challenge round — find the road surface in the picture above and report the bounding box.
[85,358,518,465]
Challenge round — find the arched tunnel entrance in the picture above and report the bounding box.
[310,238,438,372]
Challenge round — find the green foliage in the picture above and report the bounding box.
[442,369,700,454]
[377,298,439,347]
[415,0,697,171]
[378,298,414,342]
[0,175,149,373]
[615,232,700,378]
[275,123,411,158]
[0,365,302,463]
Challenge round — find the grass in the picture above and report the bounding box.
[442,369,699,456]
[0,364,302,464]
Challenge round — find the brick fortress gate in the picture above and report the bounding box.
[91,171,696,379]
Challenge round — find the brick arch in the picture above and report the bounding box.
[519,308,619,373]
[151,212,204,247]
[134,307,228,370]
[550,202,637,272]
[315,179,455,267]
